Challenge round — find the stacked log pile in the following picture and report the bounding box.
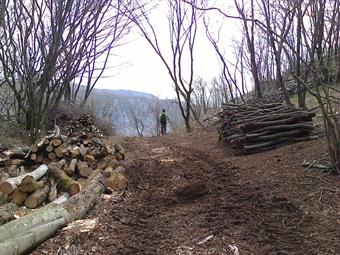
[217,101,317,153]
[0,114,127,228]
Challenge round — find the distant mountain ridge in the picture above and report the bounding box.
[85,87,183,136]
[109,89,157,99]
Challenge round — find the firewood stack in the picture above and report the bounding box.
[64,114,103,137]
[0,114,127,225]
[217,101,317,153]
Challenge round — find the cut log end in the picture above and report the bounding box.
[8,189,28,206]
[0,182,14,195]
[64,181,81,196]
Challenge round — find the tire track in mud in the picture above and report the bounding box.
[104,137,326,255]
[31,134,338,255]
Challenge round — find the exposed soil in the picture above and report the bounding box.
[32,126,339,255]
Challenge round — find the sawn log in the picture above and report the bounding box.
[0,170,105,255]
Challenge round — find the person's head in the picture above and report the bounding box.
[162,109,165,113]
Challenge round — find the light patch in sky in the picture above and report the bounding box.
[95,2,244,99]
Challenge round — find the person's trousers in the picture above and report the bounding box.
[161,123,167,135]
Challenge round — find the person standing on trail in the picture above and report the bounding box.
[160,109,169,136]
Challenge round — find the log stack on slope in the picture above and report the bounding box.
[0,113,127,228]
[217,101,317,153]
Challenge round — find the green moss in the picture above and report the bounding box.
[61,179,73,190]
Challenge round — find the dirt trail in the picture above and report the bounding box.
[32,127,339,255]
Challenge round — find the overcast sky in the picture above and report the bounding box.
[95,2,242,99]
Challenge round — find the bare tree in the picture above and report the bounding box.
[191,76,212,119]
[234,0,262,98]
[203,19,246,102]
[0,0,134,140]
[257,0,295,105]
[127,0,201,131]
[128,103,145,138]
[66,0,136,104]
[148,98,162,136]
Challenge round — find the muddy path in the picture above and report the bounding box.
[32,128,339,255]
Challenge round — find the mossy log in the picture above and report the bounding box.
[48,161,81,195]
[97,157,119,170]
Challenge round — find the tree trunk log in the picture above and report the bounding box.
[0,202,18,225]
[8,189,28,206]
[30,153,37,161]
[48,152,56,160]
[65,159,77,176]
[0,194,9,207]
[63,170,104,222]
[54,147,64,158]
[51,139,62,147]
[25,185,50,209]
[45,144,54,153]
[0,170,105,255]
[2,147,30,159]
[48,162,81,195]
[0,165,47,195]
[18,180,44,193]
[77,161,92,178]
[21,165,48,185]
[0,204,69,255]
[244,136,312,151]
